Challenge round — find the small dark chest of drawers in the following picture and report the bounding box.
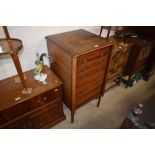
[0,66,66,129]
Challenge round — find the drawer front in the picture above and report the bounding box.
[18,87,62,115]
[0,87,62,126]
[28,100,62,128]
[76,71,104,88]
[0,114,5,125]
[0,105,21,125]
[76,75,104,97]
[77,64,106,81]
[77,53,108,75]
[0,100,63,129]
[77,47,109,66]
[76,86,102,107]
[0,118,32,129]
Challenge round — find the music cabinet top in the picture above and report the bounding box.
[0,66,62,111]
[46,29,113,57]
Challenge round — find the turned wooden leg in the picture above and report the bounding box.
[71,111,75,123]
[97,96,102,107]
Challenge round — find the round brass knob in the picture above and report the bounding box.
[43,97,47,101]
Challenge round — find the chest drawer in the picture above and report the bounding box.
[1,99,63,129]
[76,78,103,97]
[0,87,62,126]
[77,47,109,66]
[0,114,5,125]
[18,87,62,115]
[76,86,102,107]
[77,53,108,74]
[77,64,106,81]
[0,117,33,129]
[0,105,21,125]
[28,100,62,128]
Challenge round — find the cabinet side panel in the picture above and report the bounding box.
[47,39,72,109]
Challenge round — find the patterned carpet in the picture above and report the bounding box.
[53,74,155,129]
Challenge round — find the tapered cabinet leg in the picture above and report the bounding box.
[97,96,102,107]
[71,111,75,123]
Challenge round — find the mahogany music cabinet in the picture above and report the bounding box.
[0,66,66,129]
[106,37,132,82]
[46,29,112,123]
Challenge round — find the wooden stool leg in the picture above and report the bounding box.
[71,111,75,123]
[97,96,102,107]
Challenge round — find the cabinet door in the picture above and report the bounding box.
[107,45,130,81]
[132,45,152,74]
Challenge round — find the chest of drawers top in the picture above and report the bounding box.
[46,29,112,57]
[0,66,62,111]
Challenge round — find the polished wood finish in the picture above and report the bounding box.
[0,66,65,128]
[114,26,155,80]
[46,29,112,122]
[144,45,155,80]
[106,37,132,82]
[125,38,152,78]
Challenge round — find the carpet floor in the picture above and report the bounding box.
[53,74,155,129]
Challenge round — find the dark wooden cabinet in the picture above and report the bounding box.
[115,26,155,81]
[106,38,132,82]
[125,39,152,82]
[0,66,66,129]
[46,29,112,123]
[143,45,155,80]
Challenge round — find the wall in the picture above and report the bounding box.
[0,26,113,80]
[0,26,5,38]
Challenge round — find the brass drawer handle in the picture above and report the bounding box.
[43,97,47,101]
[37,99,41,103]
[83,59,87,64]
[99,58,102,64]
[112,54,120,63]
[101,53,104,57]
[101,52,106,57]
[54,89,58,92]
